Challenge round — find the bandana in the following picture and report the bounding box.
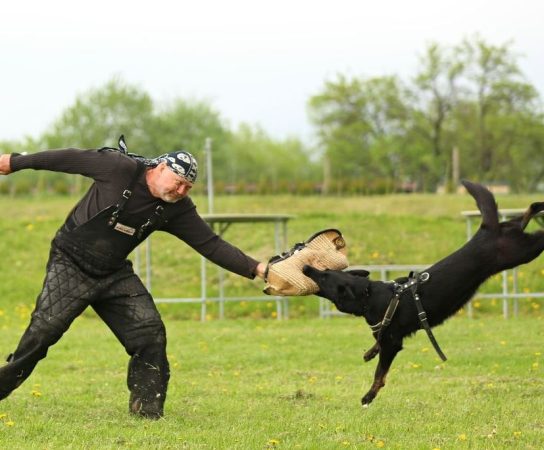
[158,151,198,183]
[104,135,198,183]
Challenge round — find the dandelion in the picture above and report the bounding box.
[513,431,522,438]
[371,251,380,259]
[457,433,467,441]
[5,420,14,427]
[535,352,541,357]
[532,362,539,369]
[421,347,429,353]
[26,223,34,231]
[271,311,278,318]
[409,362,421,369]
[0,309,4,317]
[531,302,540,310]
[266,438,280,447]
[473,301,481,309]
[0,413,6,419]
[523,287,531,293]
[500,340,507,346]
[375,440,385,448]
[341,441,350,447]
[31,390,42,397]
[308,376,317,384]
[335,375,344,382]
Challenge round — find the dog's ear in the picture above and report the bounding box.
[347,269,370,278]
[462,180,499,232]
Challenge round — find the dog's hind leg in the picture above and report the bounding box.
[519,202,544,231]
[361,336,403,407]
[363,341,380,362]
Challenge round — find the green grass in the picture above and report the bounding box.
[1,192,544,448]
[0,315,543,449]
[1,193,543,319]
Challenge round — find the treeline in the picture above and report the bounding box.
[309,35,544,193]
[1,35,543,196]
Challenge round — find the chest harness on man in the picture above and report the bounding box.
[105,162,167,239]
[57,162,169,274]
[369,271,447,362]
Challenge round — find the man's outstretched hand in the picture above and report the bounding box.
[255,262,267,280]
[0,154,12,175]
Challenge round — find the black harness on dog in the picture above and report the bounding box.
[370,271,447,362]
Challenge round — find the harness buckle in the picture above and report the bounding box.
[122,189,132,199]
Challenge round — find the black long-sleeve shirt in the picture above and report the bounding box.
[10,148,260,279]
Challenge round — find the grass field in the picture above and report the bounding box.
[1,192,544,448]
[0,315,542,449]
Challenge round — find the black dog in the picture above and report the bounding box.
[303,180,544,407]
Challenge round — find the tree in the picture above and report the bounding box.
[308,74,410,192]
[149,98,229,163]
[42,77,155,151]
[456,36,540,178]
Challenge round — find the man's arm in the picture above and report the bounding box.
[8,148,126,182]
[163,200,267,280]
[0,154,12,175]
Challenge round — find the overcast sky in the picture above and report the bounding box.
[1,0,542,145]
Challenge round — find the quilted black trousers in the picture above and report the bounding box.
[0,244,170,418]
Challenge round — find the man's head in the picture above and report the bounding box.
[146,151,198,203]
[158,151,198,183]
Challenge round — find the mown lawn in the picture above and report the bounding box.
[0,315,542,449]
[1,192,544,449]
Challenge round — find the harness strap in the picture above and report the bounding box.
[108,162,146,227]
[369,271,447,362]
[137,204,167,239]
[409,272,447,361]
[371,291,401,342]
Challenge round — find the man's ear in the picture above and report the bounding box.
[347,269,370,278]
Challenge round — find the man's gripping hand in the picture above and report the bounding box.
[0,154,12,175]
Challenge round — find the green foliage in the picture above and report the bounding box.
[3,36,544,197]
[309,35,544,192]
[222,123,319,194]
[42,77,155,150]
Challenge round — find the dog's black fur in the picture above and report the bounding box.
[302,180,544,407]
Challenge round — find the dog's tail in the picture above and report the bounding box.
[462,180,499,232]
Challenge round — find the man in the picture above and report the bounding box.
[0,138,266,419]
